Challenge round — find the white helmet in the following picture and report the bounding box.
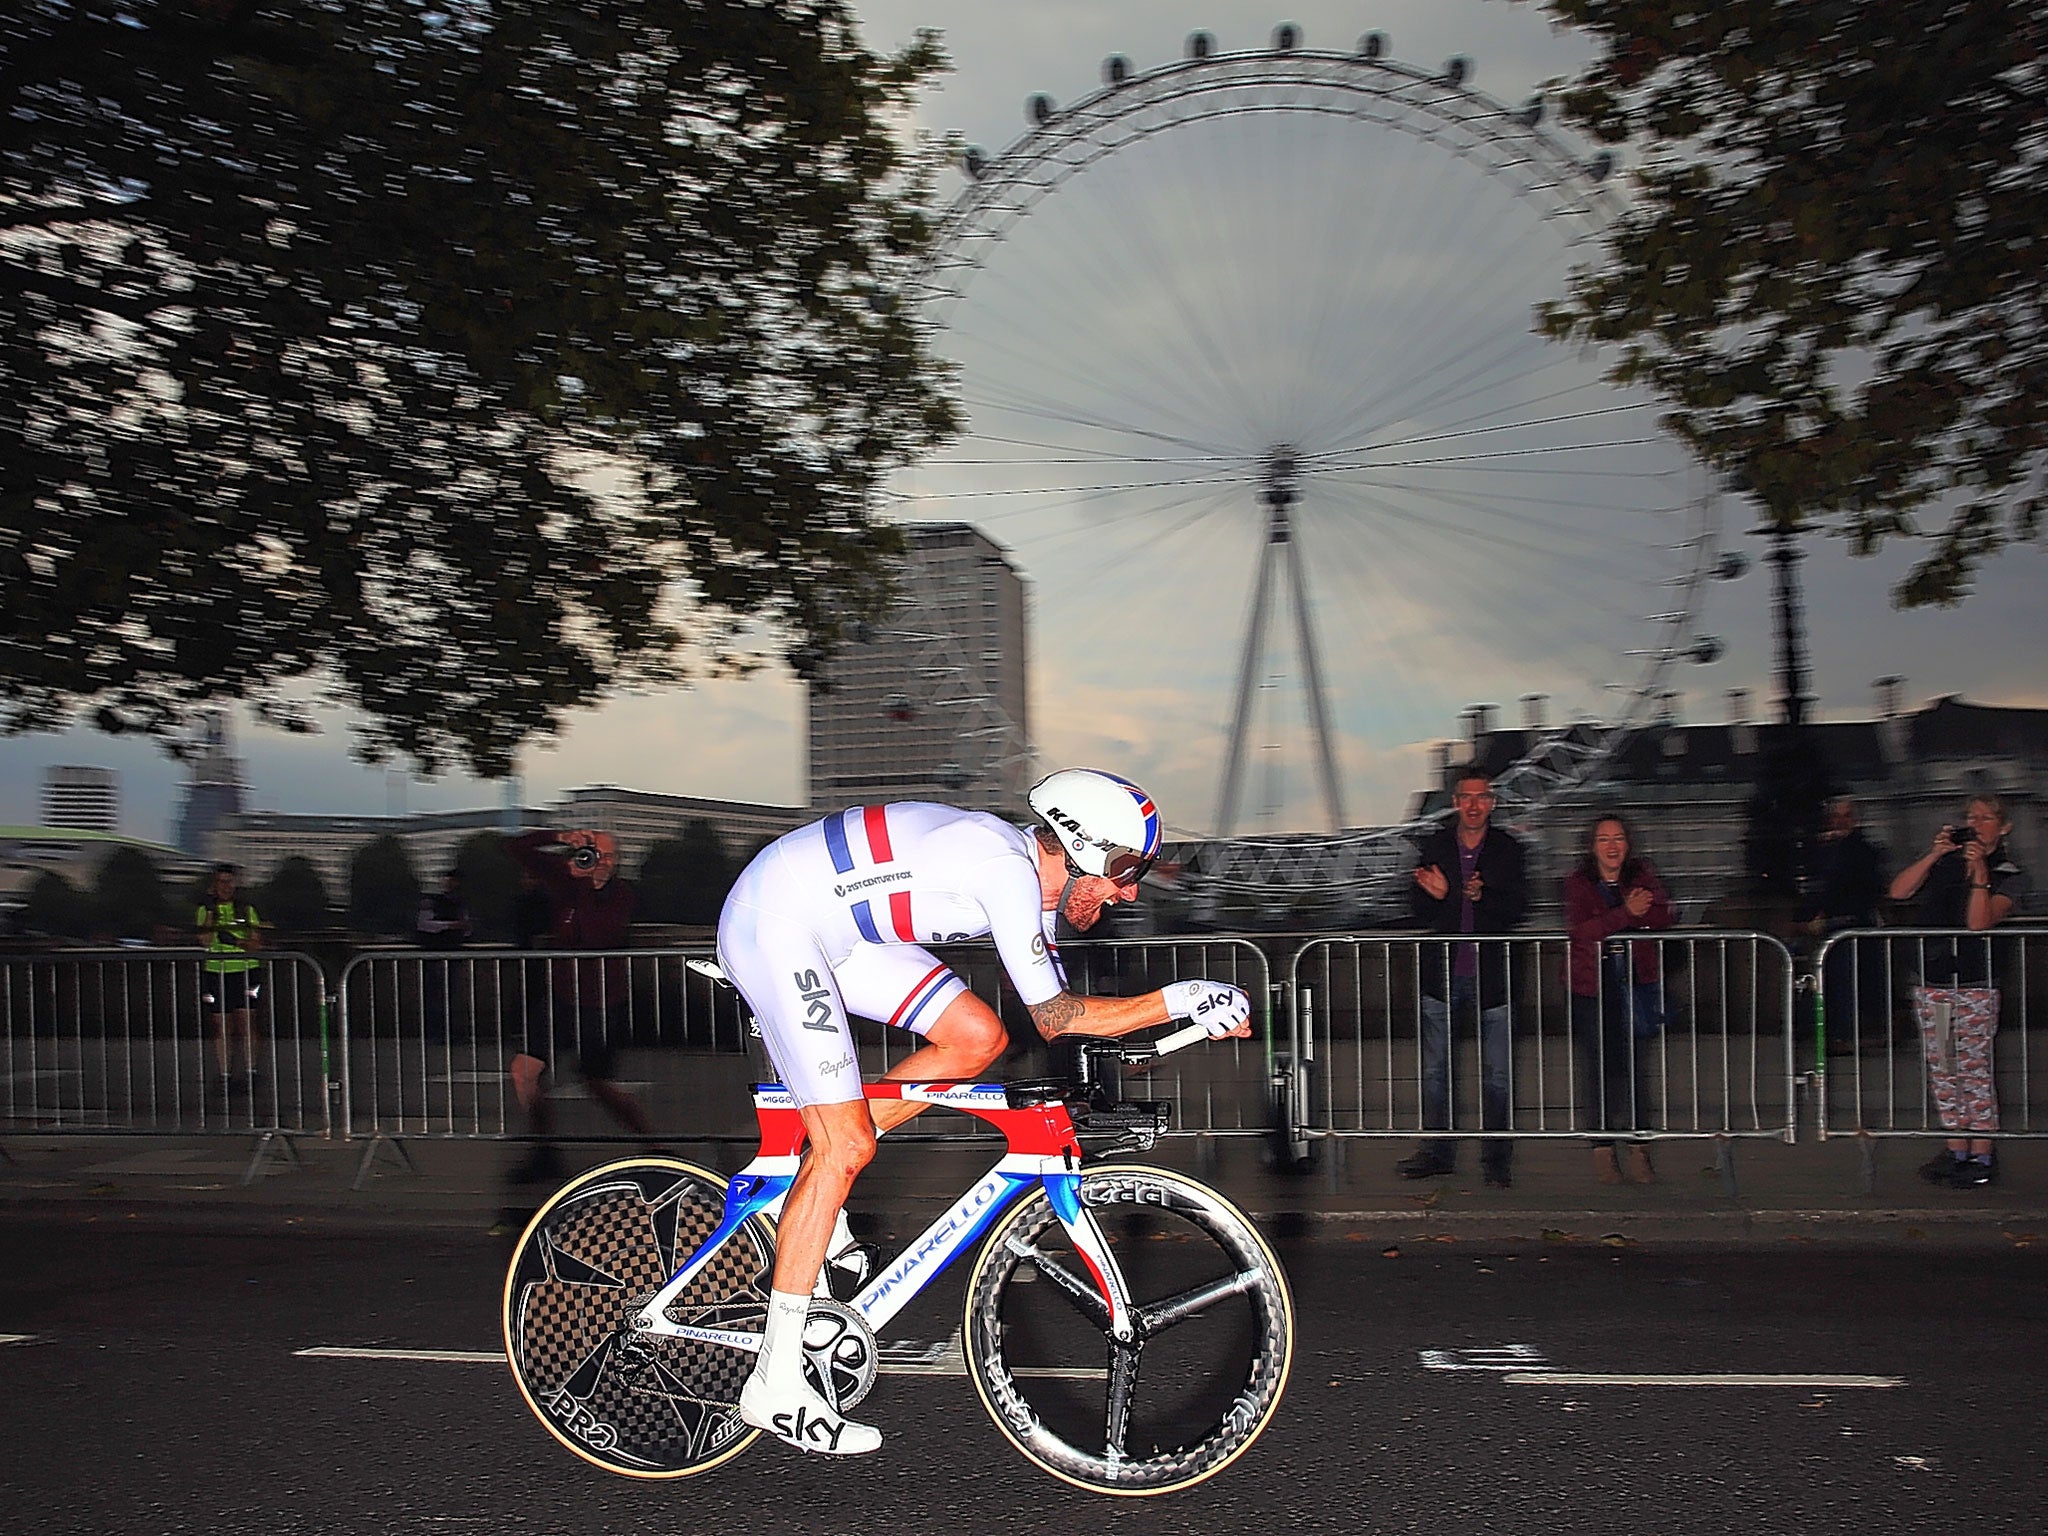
[1027,768,1162,883]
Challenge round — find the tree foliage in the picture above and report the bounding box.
[636,820,734,925]
[0,0,956,772]
[90,845,167,938]
[253,853,330,934]
[19,870,91,939]
[1537,0,2048,603]
[347,834,419,936]
[452,829,520,942]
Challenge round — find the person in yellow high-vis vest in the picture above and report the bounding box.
[196,864,264,1095]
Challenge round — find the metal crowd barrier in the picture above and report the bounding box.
[0,948,331,1178]
[332,937,1273,1181]
[1813,927,2045,1149]
[1286,932,1799,1181]
[1,930,1845,1191]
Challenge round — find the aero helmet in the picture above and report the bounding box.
[1028,768,1162,884]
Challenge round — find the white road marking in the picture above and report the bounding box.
[1505,1372,1904,1389]
[1419,1345,1546,1372]
[296,1338,1102,1380]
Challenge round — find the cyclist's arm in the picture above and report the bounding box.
[1027,990,1173,1042]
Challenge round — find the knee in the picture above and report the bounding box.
[957,1016,1009,1071]
[811,1120,878,1183]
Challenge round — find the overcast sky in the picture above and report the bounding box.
[3,0,2042,845]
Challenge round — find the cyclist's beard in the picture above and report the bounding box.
[1060,881,1110,932]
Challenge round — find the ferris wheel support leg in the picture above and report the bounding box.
[1283,532,1347,831]
[1216,534,1282,838]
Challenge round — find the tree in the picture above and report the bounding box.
[19,870,91,939]
[452,829,520,942]
[1,1,956,773]
[1536,0,2048,603]
[90,845,166,938]
[253,854,330,934]
[636,821,735,925]
[348,835,419,937]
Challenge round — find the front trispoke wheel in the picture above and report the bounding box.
[1137,1268,1263,1334]
[963,1166,1293,1496]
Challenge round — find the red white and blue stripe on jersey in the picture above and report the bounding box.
[825,805,917,943]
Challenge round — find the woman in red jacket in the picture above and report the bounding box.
[1563,812,1675,1185]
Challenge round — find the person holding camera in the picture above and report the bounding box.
[505,828,655,1184]
[1888,796,2028,1188]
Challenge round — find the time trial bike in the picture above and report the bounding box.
[502,1027,1293,1496]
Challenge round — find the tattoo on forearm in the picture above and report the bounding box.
[1030,994,1085,1040]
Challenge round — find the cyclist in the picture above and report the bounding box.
[716,768,1254,1456]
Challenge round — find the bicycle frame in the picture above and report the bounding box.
[630,1079,1137,1345]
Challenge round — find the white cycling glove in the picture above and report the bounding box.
[1161,979,1252,1038]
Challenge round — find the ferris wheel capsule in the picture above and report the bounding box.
[1187,31,1214,60]
[1272,23,1301,52]
[1443,56,1472,86]
[1028,93,1056,126]
[1359,32,1387,59]
[1104,55,1131,85]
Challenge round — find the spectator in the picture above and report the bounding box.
[506,828,654,1184]
[505,865,555,1054]
[1888,796,2028,1188]
[196,864,263,1097]
[413,869,472,1042]
[1795,796,1890,1053]
[1563,813,1675,1185]
[1399,765,1528,1188]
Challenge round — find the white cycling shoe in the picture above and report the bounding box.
[738,1374,881,1457]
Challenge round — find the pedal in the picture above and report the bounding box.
[821,1242,877,1304]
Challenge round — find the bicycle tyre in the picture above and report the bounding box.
[961,1163,1293,1495]
[502,1157,774,1478]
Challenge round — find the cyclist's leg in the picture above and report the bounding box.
[832,944,1003,1135]
[716,901,881,1453]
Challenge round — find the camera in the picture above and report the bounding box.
[1951,826,1977,846]
[570,844,601,870]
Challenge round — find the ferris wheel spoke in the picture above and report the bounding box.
[1308,480,1661,609]
[1298,162,1543,447]
[1311,473,1666,572]
[1311,400,1659,464]
[949,317,1248,456]
[950,388,1242,460]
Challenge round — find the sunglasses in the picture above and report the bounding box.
[1102,847,1156,886]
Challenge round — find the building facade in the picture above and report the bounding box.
[807,523,1031,815]
[212,789,808,904]
[173,711,247,856]
[40,766,119,835]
